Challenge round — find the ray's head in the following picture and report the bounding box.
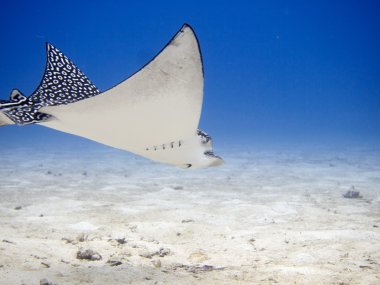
[179,129,224,169]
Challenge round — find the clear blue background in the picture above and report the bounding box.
[0,0,379,149]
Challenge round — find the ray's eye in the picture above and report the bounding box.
[185,164,192,168]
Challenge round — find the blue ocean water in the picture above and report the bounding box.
[0,0,379,149]
[1,3,380,283]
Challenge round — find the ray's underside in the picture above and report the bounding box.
[0,24,223,168]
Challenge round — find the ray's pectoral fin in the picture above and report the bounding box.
[1,43,100,125]
[0,90,52,125]
[37,24,223,168]
[1,24,223,168]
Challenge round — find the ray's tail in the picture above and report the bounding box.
[0,89,26,127]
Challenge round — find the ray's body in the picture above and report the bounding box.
[0,24,223,168]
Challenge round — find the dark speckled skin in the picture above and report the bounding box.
[1,44,100,125]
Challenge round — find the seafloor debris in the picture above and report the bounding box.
[171,263,225,273]
[77,233,88,242]
[157,247,171,257]
[343,186,362,199]
[115,237,127,244]
[151,259,162,268]
[139,247,171,259]
[41,262,50,268]
[40,279,57,285]
[61,237,75,244]
[76,249,102,261]
[107,260,122,266]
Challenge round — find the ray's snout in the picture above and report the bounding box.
[204,150,224,167]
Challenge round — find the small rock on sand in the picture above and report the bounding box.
[76,249,102,261]
[107,260,122,266]
[158,248,171,257]
[151,259,161,268]
[61,237,75,244]
[115,237,127,244]
[41,262,50,268]
[139,248,171,259]
[40,279,56,285]
[172,263,225,273]
[343,187,362,199]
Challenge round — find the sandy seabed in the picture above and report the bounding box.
[0,145,379,285]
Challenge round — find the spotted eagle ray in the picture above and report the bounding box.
[0,24,223,168]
